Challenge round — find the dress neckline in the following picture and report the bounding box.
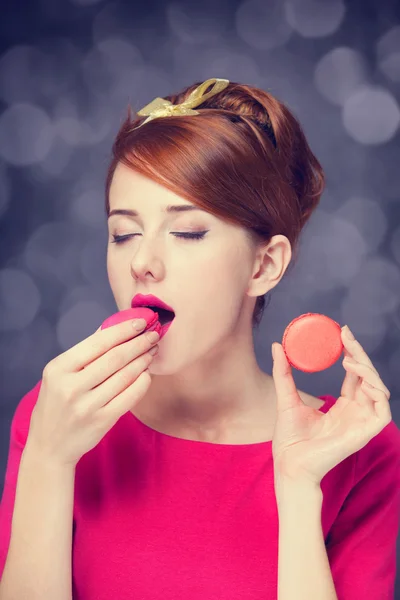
[126,395,335,447]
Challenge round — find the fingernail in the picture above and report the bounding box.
[147,330,160,343]
[345,325,355,341]
[133,318,147,331]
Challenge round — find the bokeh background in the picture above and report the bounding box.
[0,0,400,578]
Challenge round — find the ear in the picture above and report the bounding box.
[247,235,292,298]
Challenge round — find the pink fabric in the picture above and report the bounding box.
[1,379,399,599]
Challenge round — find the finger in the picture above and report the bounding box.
[341,344,360,399]
[341,327,378,374]
[342,359,391,399]
[56,319,144,373]
[272,343,302,410]
[340,326,381,400]
[361,381,392,424]
[341,367,360,401]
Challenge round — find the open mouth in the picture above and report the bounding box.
[145,306,175,326]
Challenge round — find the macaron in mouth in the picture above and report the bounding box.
[100,306,175,339]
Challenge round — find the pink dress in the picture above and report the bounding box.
[1,379,400,599]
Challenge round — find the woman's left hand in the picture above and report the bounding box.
[271,326,392,487]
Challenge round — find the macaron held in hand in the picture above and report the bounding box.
[282,313,343,373]
[272,319,392,487]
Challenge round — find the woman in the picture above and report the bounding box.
[0,78,399,600]
[105,76,325,446]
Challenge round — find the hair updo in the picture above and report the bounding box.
[105,80,325,329]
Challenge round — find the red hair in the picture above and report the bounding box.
[105,80,325,328]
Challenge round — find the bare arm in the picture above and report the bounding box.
[0,442,76,600]
[275,479,338,600]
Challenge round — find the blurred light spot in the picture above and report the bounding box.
[335,196,388,253]
[0,329,32,372]
[346,257,400,315]
[171,36,268,89]
[23,221,82,287]
[167,3,228,44]
[314,47,367,106]
[236,0,293,50]
[0,103,54,165]
[0,46,48,104]
[0,315,54,375]
[70,186,105,228]
[204,51,263,87]
[357,147,400,204]
[37,37,82,99]
[391,225,400,267]
[81,37,144,109]
[59,284,107,318]
[0,39,80,106]
[80,236,108,286]
[56,116,94,146]
[342,85,400,145]
[284,0,346,38]
[341,292,388,353]
[377,25,400,83]
[289,211,367,298]
[0,268,41,331]
[92,3,133,43]
[57,299,109,350]
[0,161,11,219]
[53,95,111,146]
[29,137,73,180]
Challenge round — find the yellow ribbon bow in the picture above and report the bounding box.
[130,77,230,131]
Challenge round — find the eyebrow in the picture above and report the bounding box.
[108,206,205,219]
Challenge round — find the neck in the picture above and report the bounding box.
[135,331,275,440]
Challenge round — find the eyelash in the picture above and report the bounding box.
[111,231,208,244]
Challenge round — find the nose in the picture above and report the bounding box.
[129,237,165,282]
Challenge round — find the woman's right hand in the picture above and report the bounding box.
[26,319,160,468]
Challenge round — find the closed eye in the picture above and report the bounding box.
[111,231,208,244]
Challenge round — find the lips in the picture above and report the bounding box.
[131,293,174,312]
[131,294,175,326]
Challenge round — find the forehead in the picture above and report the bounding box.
[109,163,192,208]
[108,163,249,245]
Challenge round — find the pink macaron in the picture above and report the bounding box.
[282,313,344,373]
[100,307,163,336]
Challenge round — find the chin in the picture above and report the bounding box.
[147,354,184,377]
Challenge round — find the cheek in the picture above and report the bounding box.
[106,255,114,283]
[106,255,124,294]
[192,264,242,323]
[207,258,250,321]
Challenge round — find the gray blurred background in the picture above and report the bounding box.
[0,0,399,540]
